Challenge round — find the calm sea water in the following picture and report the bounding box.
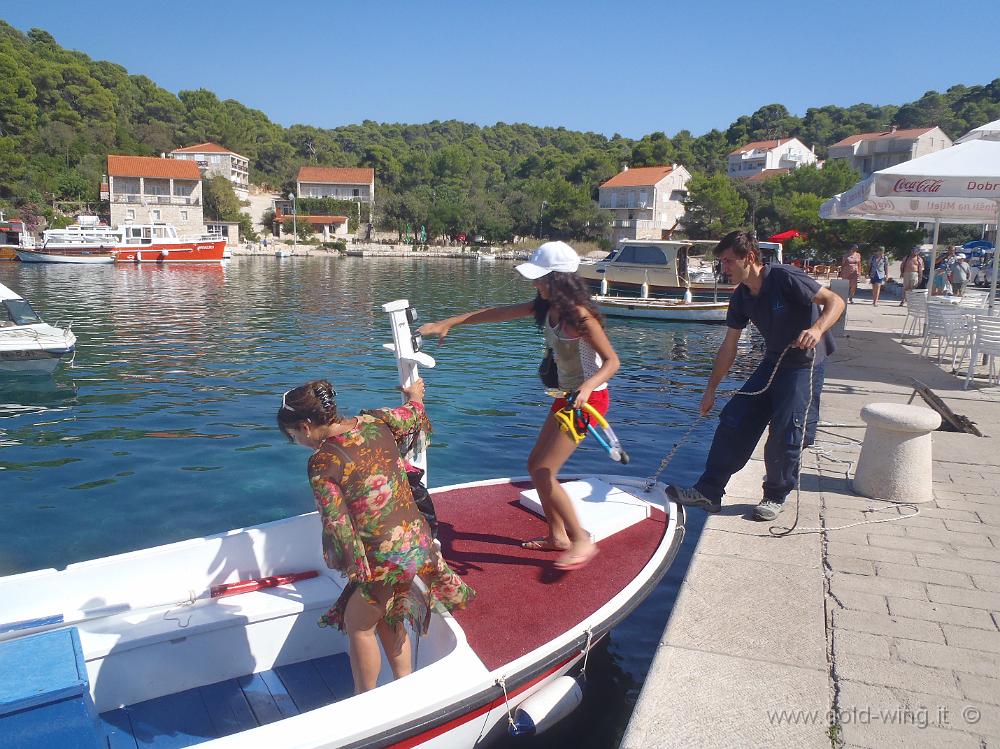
[0,257,757,747]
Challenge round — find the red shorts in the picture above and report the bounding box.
[550,388,610,416]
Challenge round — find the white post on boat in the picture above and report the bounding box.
[640,271,650,300]
[382,299,436,477]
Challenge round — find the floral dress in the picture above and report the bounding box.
[308,401,474,632]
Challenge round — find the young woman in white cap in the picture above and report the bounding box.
[419,241,619,571]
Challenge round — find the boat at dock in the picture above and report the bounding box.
[0,282,76,374]
[593,295,729,323]
[577,239,730,297]
[0,300,685,749]
[15,216,226,264]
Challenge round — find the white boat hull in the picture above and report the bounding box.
[0,474,683,748]
[0,323,76,373]
[16,249,115,264]
[594,295,729,322]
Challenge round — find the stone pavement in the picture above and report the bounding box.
[621,292,1000,748]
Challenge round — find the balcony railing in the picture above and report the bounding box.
[112,194,201,206]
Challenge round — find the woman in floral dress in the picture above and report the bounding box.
[277,378,474,693]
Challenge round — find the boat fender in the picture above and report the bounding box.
[160,249,170,260]
[599,276,608,295]
[509,675,583,737]
[683,287,693,303]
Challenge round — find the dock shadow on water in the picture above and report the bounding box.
[0,257,736,744]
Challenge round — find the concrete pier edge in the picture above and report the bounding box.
[621,283,1000,748]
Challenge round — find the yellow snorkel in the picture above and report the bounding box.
[546,390,630,464]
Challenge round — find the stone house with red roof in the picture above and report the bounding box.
[273,167,376,240]
[598,164,692,245]
[726,138,816,179]
[826,126,951,178]
[106,155,204,234]
[168,142,250,199]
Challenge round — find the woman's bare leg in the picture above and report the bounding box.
[376,619,412,680]
[527,415,594,565]
[872,282,881,305]
[344,588,385,693]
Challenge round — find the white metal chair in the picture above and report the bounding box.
[901,289,929,338]
[958,289,989,309]
[920,302,971,368]
[963,316,1000,389]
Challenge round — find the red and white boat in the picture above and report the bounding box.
[0,301,686,748]
[16,216,226,264]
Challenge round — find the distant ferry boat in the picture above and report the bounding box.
[16,216,226,264]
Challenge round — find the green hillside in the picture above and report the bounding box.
[1,21,998,247]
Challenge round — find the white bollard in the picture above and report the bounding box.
[852,403,941,504]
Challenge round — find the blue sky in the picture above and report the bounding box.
[5,0,998,139]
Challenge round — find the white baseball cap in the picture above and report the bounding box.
[956,253,966,259]
[515,241,580,279]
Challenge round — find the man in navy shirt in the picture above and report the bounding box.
[667,231,845,520]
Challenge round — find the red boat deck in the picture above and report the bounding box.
[435,480,667,671]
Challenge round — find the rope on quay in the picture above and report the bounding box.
[644,344,921,538]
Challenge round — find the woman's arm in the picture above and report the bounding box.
[573,308,620,408]
[309,470,370,581]
[418,301,536,343]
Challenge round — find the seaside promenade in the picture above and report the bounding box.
[622,290,1000,748]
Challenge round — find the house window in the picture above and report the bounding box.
[151,209,161,221]
[126,209,135,221]
[180,210,188,221]
[352,188,360,198]
[210,155,220,164]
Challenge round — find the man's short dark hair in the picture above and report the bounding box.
[714,230,758,261]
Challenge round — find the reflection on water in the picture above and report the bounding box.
[0,256,758,747]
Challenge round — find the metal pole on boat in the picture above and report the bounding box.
[382,300,436,477]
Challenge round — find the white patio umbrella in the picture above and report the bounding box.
[873,140,1000,309]
[821,140,1000,309]
[956,118,1000,144]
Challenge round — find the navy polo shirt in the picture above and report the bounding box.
[726,264,835,368]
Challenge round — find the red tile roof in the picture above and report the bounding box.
[600,165,674,188]
[830,127,936,148]
[108,155,201,180]
[745,168,791,183]
[170,142,246,158]
[728,139,788,156]
[297,166,374,185]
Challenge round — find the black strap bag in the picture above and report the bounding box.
[538,348,559,388]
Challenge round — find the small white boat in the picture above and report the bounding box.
[593,294,729,323]
[16,248,116,264]
[0,301,685,748]
[275,248,292,258]
[0,282,76,373]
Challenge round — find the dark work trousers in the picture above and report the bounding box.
[694,359,825,505]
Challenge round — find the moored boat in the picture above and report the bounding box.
[0,282,76,373]
[593,294,729,323]
[577,239,729,297]
[18,216,227,264]
[0,301,686,748]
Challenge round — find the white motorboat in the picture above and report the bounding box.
[593,294,729,323]
[0,301,685,749]
[0,282,76,374]
[16,215,227,264]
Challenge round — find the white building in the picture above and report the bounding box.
[826,126,952,178]
[295,166,375,203]
[598,164,692,245]
[168,142,250,200]
[106,155,204,234]
[727,138,816,178]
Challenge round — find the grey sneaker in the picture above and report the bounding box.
[666,485,721,513]
[753,499,784,521]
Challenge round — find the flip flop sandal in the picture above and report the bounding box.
[554,546,600,571]
[521,537,570,552]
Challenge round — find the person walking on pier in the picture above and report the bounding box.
[666,231,845,521]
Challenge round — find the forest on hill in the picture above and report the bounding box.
[2,22,998,253]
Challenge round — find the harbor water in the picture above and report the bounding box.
[0,257,757,747]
